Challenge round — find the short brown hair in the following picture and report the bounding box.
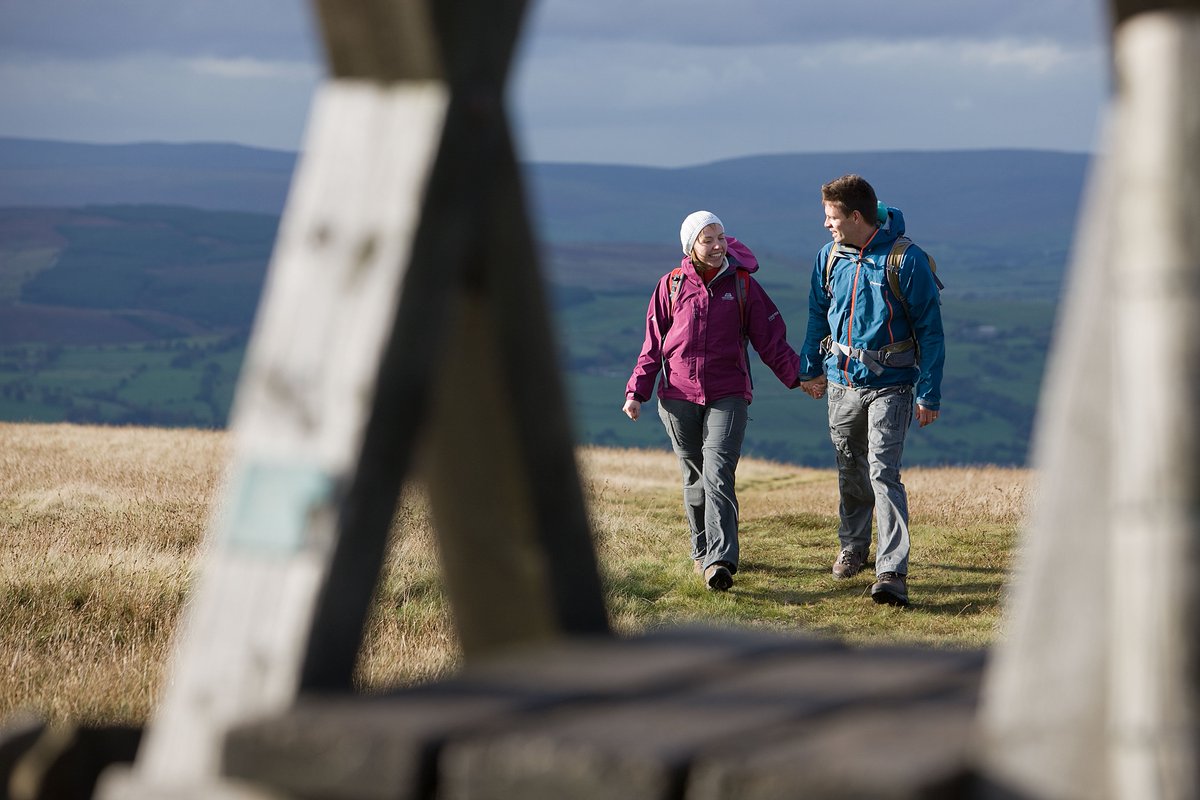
[821,174,877,222]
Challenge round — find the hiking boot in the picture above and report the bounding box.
[704,563,733,592]
[832,548,867,579]
[870,572,909,606]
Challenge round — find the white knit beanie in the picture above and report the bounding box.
[680,210,723,255]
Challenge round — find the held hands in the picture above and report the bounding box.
[799,375,827,400]
[623,398,642,421]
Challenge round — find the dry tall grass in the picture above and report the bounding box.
[1,422,1030,726]
[1,423,223,723]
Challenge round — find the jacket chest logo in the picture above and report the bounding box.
[721,292,735,301]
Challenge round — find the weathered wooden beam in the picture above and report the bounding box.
[300,0,606,678]
[421,120,607,657]
[1106,11,1200,798]
[4,722,141,800]
[101,0,608,793]
[1110,0,1200,25]
[314,0,441,81]
[979,5,1200,798]
[225,629,825,799]
[975,139,1118,800]
[221,630,987,800]
[95,79,450,800]
[438,643,982,800]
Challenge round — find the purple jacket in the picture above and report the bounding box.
[626,237,801,406]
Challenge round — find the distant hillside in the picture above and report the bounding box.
[0,137,296,214]
[529,149,1088,263]
[0,205,273,342]
[1,137,1089,274]
[0,139,1093,464]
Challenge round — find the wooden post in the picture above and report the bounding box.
[1106,9,1200,796]
[978,3,1200,797]
[99,0,606,795]
[974,134,1118,800]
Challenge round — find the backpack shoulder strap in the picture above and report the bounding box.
[885,236,944,305]
[668,267,685,315]
[734,268,750,335]
[823,245,838,296]
[885,237,913,307]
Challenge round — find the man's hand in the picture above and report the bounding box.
[799,375,827,399]
[915,404,939,427]
[623,398,642,421]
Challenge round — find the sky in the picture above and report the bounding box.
[0,0,1112,168]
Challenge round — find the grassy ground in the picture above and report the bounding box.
[0,422,1028,725]
[582,447,1022,647]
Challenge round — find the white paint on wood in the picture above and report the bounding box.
[975,127,1116,800]
[979,10,1200,800]
[1109,13,1200,799]
[100,80,449,796]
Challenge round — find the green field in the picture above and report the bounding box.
[0,193,1068,465]
[0,336,244,427]
[0,284,1056,466]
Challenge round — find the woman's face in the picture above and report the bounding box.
[691,223,726,269]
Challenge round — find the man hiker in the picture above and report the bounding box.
[797,174,945,607]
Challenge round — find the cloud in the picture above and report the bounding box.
[510,29,1107,165]
[959,39,1083,73]
[0,0,320,61]
[522,0,1108,48]
[0,53,317,149]
[188,57,319,81]
[0,0,1110,164]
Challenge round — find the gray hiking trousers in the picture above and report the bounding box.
[657,396,748,573]
[826,382,913,576]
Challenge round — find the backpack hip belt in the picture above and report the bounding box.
[820,336,915,377]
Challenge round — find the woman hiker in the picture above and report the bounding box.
[622,211,804,591]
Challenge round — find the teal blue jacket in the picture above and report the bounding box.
[798,206,944,410]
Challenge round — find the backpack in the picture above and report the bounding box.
[665,265,754,386]
[822,236,943,371]
[823,236,943,326]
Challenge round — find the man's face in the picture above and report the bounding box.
[823,202,871,248]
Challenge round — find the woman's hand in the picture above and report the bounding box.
[623,398,642,421]
[799,375,827,399]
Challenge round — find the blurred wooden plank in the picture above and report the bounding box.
[421,125,608,658]
[437,641,983,800]
[979,5,1200,798]
[314,0,440,81]
[1111,0,1200,24]
[6,723,142,800]
[224,693,527,800]
[973,131,1118,800]
[1105,11,1200,798]
[686,693,980,800]
[222,629,842,799]
[100,79,449,798]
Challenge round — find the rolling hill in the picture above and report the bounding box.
[0,138,1093,464]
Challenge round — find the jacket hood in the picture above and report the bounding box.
[681,235,759,274]
[875,205,906,247]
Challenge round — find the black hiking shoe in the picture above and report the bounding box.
[832,548,867,579]
[704,563,733,591]
[870,572,909,606]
